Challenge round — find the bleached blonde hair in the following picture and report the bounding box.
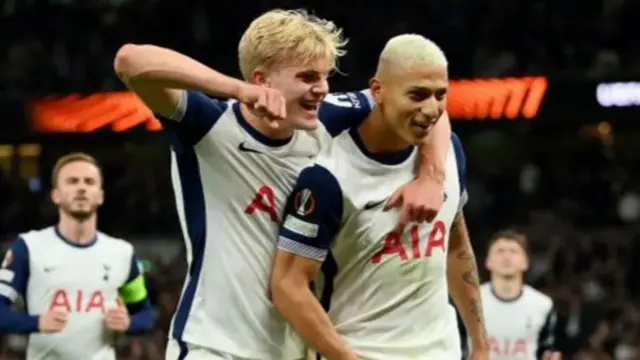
[377,34,448,72]
[238,9,348,80]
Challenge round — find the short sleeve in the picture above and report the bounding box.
[159,91,228,147]
[451,132,468,210]
[119,251,148,305]
[278,165,344,262]
[0,238,30,303]
[319,90,374,137]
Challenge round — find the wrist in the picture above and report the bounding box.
[470,337,489,351]
[418,166,445,184]
[324,344,356,360]
[231,81,252,102]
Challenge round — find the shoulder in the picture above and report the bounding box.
[322,90,374,110]
[19,226,56,247]
[318,90,374,137]
[161,91,233,148]
[168,91,230,123]
[297,164,342,193]
[523,285,553,309]
[97,232,135,256]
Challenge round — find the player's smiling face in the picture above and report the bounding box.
[263,57,332,130]
[51,160,104,220]
[373,64,448,145]
[486,239,529,278]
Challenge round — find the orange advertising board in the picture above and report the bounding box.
[31,92,162,132]
[447,76,547,120]
[30,76,548,133]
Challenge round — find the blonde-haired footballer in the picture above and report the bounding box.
[115,9,454,360]
[0,153,153,360]
[271,34,489,360]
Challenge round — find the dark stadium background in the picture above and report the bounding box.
[1,0,640,359]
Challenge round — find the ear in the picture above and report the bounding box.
[251,68,268,86]
[51,188,61,205]
[97,189,105,207]
[369,77,383,105]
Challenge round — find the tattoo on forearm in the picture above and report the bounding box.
[450,213,487,343]
[457,250,479,286]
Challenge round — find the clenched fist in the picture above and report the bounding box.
[104,303,130,332]
[39,309,68,333]
[237,84,287,126]
[385,176,445,234]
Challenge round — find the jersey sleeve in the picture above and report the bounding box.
[536,303,559,357]
[278,165,344,262]
[159,90,229,147]
[118,252,148,305]
[451,132,468,211]
[0,237,30,303]
[318,90,374,137]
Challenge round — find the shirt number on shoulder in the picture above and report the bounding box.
[324,93,362,109]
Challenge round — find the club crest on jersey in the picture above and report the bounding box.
[1,250,12,268]
[294,189,315,217]
[103,264,111,281]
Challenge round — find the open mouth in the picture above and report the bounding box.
[411,121,432,131]
[300,101,319,112]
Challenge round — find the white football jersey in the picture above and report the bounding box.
[162,90,375,359]
[0,226,141,360]
[473,283,557,360]
[278,129,468,360]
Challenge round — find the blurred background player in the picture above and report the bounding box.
[0,152,154,359]
[114,9,452,360]
[477,230,561,360]
[270,34,488,360]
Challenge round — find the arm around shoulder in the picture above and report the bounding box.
[417,111,451,182]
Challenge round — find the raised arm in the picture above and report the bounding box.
[446,133,489,357]
[113,44,284,145]
[270,165,357,360]
[113,44,248,118]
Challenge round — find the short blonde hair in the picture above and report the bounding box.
[238,9,348,80]
[52,152,102,188]
[378,34,448,71]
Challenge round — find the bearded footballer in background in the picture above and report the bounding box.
[0,153,154,360]
[115,9,454,360]
[270,34,488,360]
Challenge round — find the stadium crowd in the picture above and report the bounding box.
[1,0,640,359]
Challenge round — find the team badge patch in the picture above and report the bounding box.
[1,250,13,268]
[294,189,315,217]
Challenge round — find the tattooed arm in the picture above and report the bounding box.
[447,212,488,355]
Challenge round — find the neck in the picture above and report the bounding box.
[57,212,97,244]
[240,104,294,140]
[358,108,412,153]
[490,275,524,300]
